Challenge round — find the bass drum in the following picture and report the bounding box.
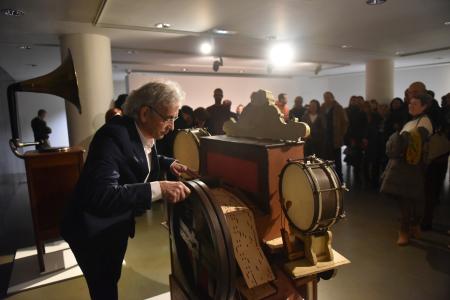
[279,157,344,234]
[173,128,210,179]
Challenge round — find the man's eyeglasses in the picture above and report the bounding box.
[147,106,178,123]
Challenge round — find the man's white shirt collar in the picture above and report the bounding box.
[135,122,155,150]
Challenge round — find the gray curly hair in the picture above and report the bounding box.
[123,80,185,120]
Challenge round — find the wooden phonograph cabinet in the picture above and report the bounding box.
[23,147,84,272]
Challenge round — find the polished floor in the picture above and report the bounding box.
[0,164,449,300]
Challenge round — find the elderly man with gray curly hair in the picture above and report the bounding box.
[62,80,193,300]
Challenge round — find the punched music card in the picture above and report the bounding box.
[211,188,275,289]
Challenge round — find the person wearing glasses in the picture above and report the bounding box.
[61,81,194,300]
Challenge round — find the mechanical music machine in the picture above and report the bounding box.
[7,50,84,272]
[169,90,350,299]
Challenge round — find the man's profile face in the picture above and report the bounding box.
[140,102,180,140]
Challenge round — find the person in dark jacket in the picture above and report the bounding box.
[105,93,128,123]
[301,99,325,157]
[289,96,306,121]
[362,100,383,189]
[206,88,230,135]
[321,91,349,181]
[344,96,367,185]
[421,91,449,230]
[381,98,408,169]
[61,81,193,300]
[31,109,52,150]
[383,98,408,140]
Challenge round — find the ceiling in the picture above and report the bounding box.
[0,0,449,81]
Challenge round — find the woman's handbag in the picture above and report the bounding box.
[425,132,450,163]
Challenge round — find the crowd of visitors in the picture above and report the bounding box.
[107,83,449,246]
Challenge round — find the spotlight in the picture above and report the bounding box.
[366,0,386,5]
[269,43,294,67]
[200,42,213,55]
[155,22,171,29]
[213,57,223,72]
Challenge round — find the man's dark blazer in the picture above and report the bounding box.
[31,117,51,141]
[61,115,174,244]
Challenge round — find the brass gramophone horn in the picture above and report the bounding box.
[7,49,81,158]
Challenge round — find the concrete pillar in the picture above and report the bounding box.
[59,34,113,150]
[365,59,394,104]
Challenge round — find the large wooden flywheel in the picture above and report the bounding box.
[169,179,236,300]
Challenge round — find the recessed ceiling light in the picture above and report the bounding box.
[18,45,31,50]
[213,29,236,35]
[239,70,245,73]
[341,44,352,49]
[1,8,25,16]
[182,68,188,72]
[444,21,450,26]
[155,23,171,29]
[366,0,386,5]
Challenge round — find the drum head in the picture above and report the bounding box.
[281,163,315,232]
[173,130,201,176]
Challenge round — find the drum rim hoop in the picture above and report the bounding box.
[279,161,343,234]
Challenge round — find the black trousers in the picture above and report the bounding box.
[423,155,449,227]
[69,224,129,300]
[333,147,343,182]
[323,146,343,182]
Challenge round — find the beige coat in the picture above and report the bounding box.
[322,101,349,148]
